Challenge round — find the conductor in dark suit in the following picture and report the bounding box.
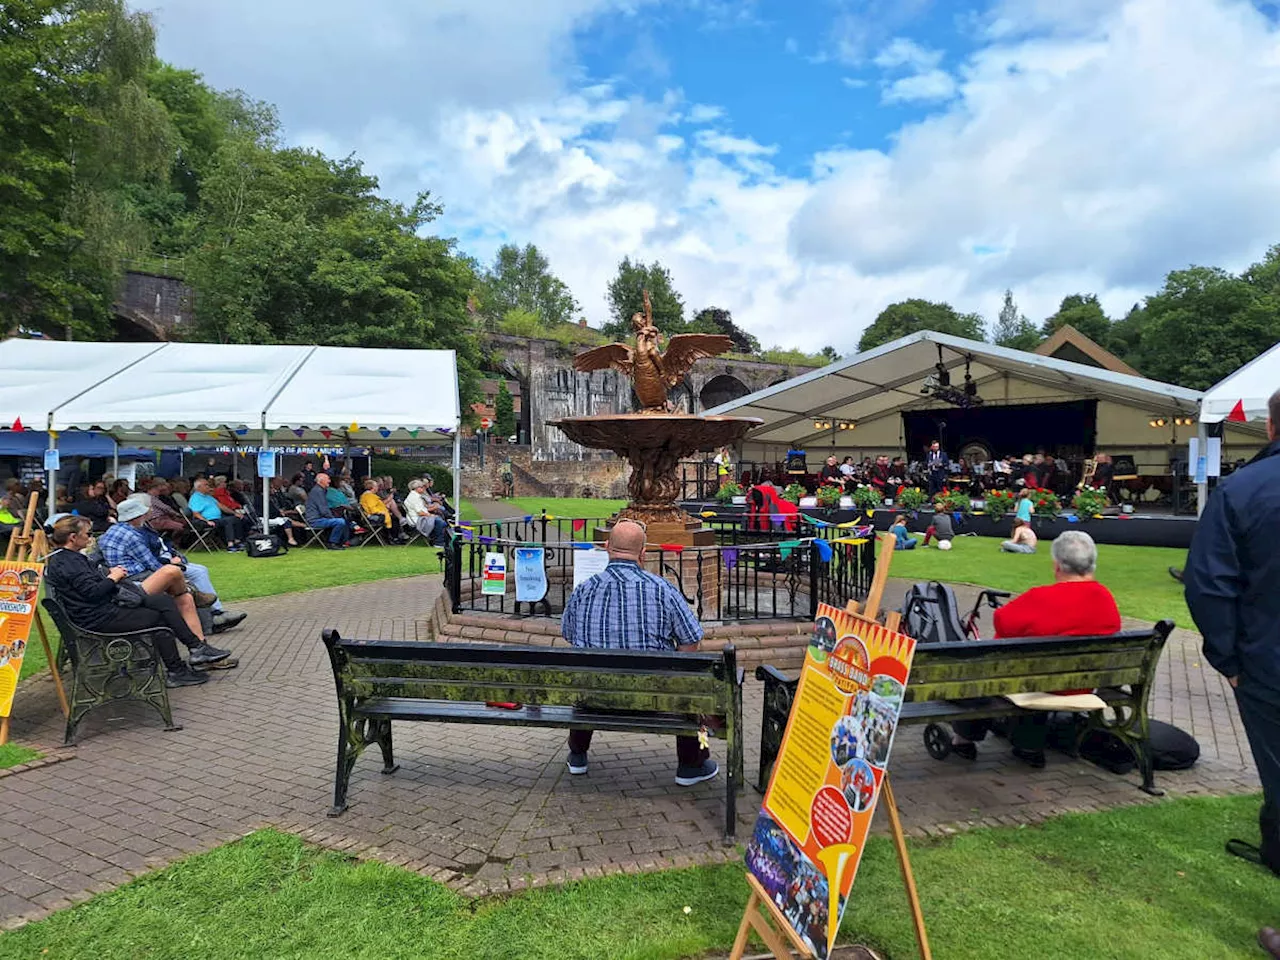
[925,441,950,495]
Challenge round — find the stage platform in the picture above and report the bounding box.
[680,501,1197,550]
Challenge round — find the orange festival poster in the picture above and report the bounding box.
[0,560,44,718]
[745,602,916,958]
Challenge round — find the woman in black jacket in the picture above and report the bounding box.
[44,517,214,687]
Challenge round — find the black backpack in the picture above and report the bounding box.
[902,581,971,644]
[246,533,287,558]
[1048,714,1199,773]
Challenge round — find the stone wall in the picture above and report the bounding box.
[113,271,194,340]
[460,447,629,499]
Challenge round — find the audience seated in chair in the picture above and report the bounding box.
[305,473,354,549]
[950,531,1121,768]
[45,516,233,687]
[73,480,115,533]
[360,478,408,544]
[403,479,449,545]
[188,478,247,552]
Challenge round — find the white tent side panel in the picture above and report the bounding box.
[1200,340,1280,424]
[51,343,314,443]
[0,340,164,429]
[264,347,459,434]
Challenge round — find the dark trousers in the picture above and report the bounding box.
[567,728,709,768]
[210,515,244,543]
[1235,682,1280,867]
[92,594,197,667]
[952,714,1050,752]
[927,471,945,495]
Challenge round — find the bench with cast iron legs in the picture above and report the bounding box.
[322,631,745,837]
[756,621,1174,795]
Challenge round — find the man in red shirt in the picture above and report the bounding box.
[951,530,1121,766]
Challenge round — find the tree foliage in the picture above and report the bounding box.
[688,306,760,354]
[494,380,516,438]
[1039,293,1112,345]
[992,289,1041,351]
[478,243,578,327]
[857,299,985,352]
[604,257,685,338]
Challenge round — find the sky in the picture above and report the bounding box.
[148,0,1280,353]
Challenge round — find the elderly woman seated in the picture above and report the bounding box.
[949,531,1121,768]
[44,516,233,687]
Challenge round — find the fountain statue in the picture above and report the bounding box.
[550,292,761,545]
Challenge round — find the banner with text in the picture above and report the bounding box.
[745,602,916,958]
[0,561,45,718]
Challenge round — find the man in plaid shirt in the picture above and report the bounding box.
[560,520,718,786]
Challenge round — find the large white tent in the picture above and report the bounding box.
[1194,339,1278,513]
[0,339,462,524]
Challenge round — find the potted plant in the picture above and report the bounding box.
[1032,488,1061,517]
[782,482,807,504]
[983,488,1015,517]
[850,484,882,512]
[715,481,743,505]
[1072,485,1109,517]
[934,489,971,515]
[895,487,928,511]
[816,484,843,509]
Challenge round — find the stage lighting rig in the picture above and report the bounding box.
[920,349,984,408]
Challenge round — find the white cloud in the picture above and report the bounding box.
[155,0,1280,356]
[841,77,869,89]
[873,37,944,70]
[882,68,957,103]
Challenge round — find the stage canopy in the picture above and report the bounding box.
[1199,340,1280,425]
[0,339,460,446]
[707,331,1202,449]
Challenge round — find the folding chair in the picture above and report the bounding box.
[354,505,389,547]
[182,508,221,553]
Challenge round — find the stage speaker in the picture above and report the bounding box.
[1112,454,1137,476]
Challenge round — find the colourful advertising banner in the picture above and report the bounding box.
[745,602,916,958]
[0,561,44,718]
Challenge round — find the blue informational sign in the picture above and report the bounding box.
[257,450,277,478]
[514,547,548,602]
[43,449,60,471]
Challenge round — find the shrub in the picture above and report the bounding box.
[782,482,807,504]
[1032,488,1061,517]
[934,489,971,514]
[715,481,743,504]
[895,487,928,511]
[850,484,882,512]
[1072,485,1110,517]
[984,488,1016,516]
[371,457,453,494]
[816,484,844,508]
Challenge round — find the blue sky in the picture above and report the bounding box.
[151,0,1280,352]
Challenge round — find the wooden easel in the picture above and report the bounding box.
[0,492,69,746]
[732,534,932,960]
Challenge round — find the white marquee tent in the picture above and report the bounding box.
[0,339,462,526]
[1194,339,1278,512]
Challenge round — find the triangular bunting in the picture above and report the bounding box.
[1227,400,1248,423]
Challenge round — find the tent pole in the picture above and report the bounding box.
[261,430,271,536]
[452,426,461,508]
[46,432,57,521]
[1196,421,1209,517]
[112,441,118,478]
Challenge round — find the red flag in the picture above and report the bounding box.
[321,429,333,439]
[572,519,586,532]
[10,417,22,431]
[175,431,187,441]
[1227,400,1248,423]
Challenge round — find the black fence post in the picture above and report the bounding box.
[448,536,463,614]
[540,509,548,544]
[808,541,821,620]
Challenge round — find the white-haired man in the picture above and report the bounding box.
[951,530,1121,767]
[403,479,448,545]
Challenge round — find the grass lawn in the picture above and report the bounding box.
[887,533,1189,625]
[504,497,628,519]
[0,795,1270,960]
[0,743,42,769]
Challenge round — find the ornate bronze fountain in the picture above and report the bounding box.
[550,293,761,543]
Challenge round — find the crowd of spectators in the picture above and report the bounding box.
[798,449,1074,498]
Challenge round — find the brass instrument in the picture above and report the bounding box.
[1077,457,1097,490]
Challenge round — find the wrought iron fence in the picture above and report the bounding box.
[445,513,876,624]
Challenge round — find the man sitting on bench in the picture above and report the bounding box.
[560,519,719,787]
[951,530,1121,767]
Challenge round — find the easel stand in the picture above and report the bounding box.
[731,535,932,960]
[0,492,69,746]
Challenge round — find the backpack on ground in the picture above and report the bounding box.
[246,533,287,558]
[1049,713,1199,773]
[901,581,970,644]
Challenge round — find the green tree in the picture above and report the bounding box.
[478,243,578,326]
[494,381,516,438]
[820,345,842,363]
[604,257,685,338]
[1039,293,1112,345]
[992,289,1041,351]
[856,299,985,352]
[1121,260,1280,389]
[689,306,759,354]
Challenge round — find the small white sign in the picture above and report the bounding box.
[1206,437,1223,478]
[514,547,547,602]
[799,496,818,508]
[840,497,855,508]
[482,551,507,596]
[572,547,610,587]
[731,496,747,505]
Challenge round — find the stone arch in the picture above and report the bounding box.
[699,374,750,411]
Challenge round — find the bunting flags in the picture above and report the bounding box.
[572,519,586,532]
[722,547,739,570]
[814,539,833,562]
[321,429,333,439]
[1227,400,1248,423]
[778,539,804,560]
[409,430,420,439]
[10,418,22,432]
[293,428,305,438]
[349,421,360,432]
[175,432,187,441]
[379,428,391,438]
[235,428,248,436]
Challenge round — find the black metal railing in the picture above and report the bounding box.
[446,513,876,623]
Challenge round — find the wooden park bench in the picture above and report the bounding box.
[322,631,746,836]
[756,620,1175,795]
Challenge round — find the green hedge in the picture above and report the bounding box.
[369,457,453,494]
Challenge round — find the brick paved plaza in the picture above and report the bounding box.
[0,572,1259,930]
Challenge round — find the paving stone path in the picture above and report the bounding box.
[0,572,1258,930]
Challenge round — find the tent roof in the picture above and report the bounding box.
[0,339,459,446]
[707,331,1202,447]
[1199,340,1280,424]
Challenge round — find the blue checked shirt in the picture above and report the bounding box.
[561,560,703,651]
[98,523,163,577]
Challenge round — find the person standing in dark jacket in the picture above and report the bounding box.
[1185,386,1280,876]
